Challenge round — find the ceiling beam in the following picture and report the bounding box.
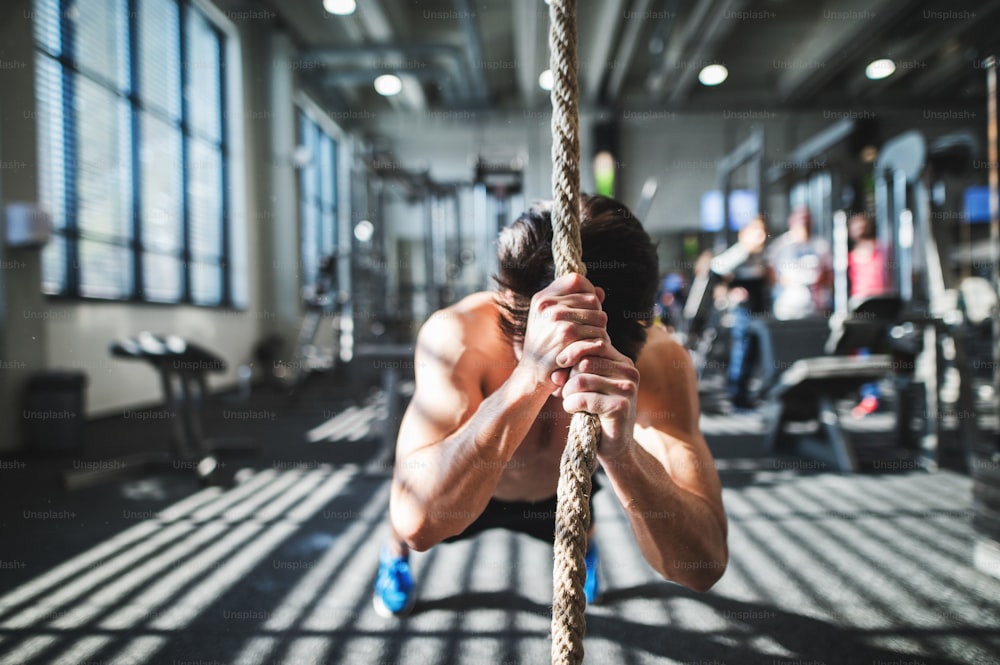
[667,0,751,105]
[777,0,918,103]
[852,0,1000,98]
[322,66,460,103]
[646,0,719,97]
[452,0,491,105]
[512,0,539,107]
[354,0,427,112]
[582,0,628,106]
[605,0,653,103]
[309,44,480,106]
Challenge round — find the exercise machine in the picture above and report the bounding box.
[65,332,257,490]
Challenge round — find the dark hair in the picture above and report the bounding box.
[493,194,659,362]
[850,212,876,240]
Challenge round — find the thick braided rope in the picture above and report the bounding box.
[547,1,599,664]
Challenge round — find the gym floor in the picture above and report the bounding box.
[1,370,998,665]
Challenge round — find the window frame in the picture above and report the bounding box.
[296,104,341,294]
[34,0,240,308]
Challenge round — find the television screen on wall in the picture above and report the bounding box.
[700,189,759,232]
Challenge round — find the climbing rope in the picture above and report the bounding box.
[547,1,598,664]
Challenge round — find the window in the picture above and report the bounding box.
[297,110,338,291]
[34,0,243,306]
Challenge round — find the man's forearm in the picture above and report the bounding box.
[391,367,550,550]
[598,441,728,591]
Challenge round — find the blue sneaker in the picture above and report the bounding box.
[373,547,415,617]
[584,542,600,605]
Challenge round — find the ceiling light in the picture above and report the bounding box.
[538,69,553,91]
[354,220,374,242]
[865,58,896,80]
[698,64,728,86]
[323,0,356,15]
[374,74,402,96]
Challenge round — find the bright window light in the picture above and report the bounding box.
[538,69,553,91]
[323,0,356,15]
[698,64,728,86]
[865,59,896,80]
[374,74,402,96]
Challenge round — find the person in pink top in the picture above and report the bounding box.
[847,212,889,417]
[848,212,888,302]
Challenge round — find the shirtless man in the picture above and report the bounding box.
[373,194,728,617]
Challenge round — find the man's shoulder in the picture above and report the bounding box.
[766,231,793,251]
[637,325,690,374]
[418,292,503,361]
[423,292,497,332]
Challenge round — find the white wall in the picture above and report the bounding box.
[0,0,301,440]
[365,108,838,234]
[1,0,53,449]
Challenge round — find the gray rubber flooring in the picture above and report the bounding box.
[1,461,998,664]
[1,377,998,664]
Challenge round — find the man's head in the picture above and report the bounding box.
[787,206,812,242]
[494,194,659,362]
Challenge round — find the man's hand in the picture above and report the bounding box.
[738,222,767,253]
[556,335,640,458]
[519,273,607,394]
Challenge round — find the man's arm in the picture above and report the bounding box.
[709,243,750,278]
[391,275,608,551]
[389,309,548,551]
[558,325,728,591]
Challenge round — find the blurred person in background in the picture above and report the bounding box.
[710,215,770,409]
[847,211,889,418]
[767,207,832,321]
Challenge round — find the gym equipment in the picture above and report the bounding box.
[633,177,658,221]
[424,182,466,311]
[973,55,1000,580]
[763,355,894,473]
[546,1,595,662]
[770,118,860,243]
[682,129,764,366]
[874,131,927,303]
[282,254,343,394]
[474,157,525,292]
[355,143,475,336]
[716,127,764,250]
[869,127,994,470]
[64,332,257,490]
[754,303,904,473]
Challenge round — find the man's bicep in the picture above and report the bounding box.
[635,333,724,509]
[395,318,484,458]
[635,332,701,436]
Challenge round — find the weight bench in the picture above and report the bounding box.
[64,332,257,490]
[761,354,894,473]
[749,304,902,474]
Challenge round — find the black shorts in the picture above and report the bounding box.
[443,477,601,545]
